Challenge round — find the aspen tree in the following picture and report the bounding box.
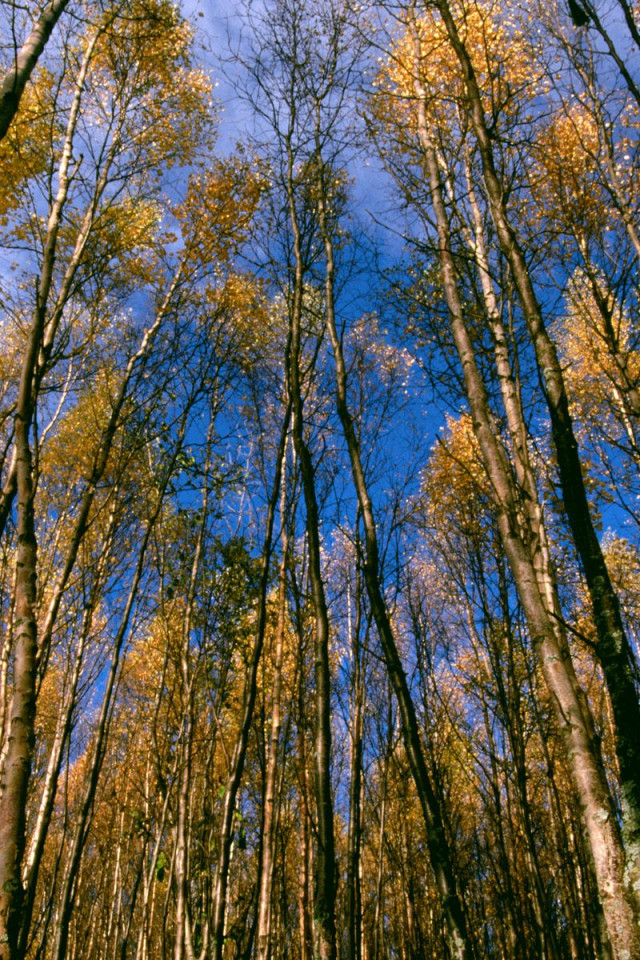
[373,2,640,952]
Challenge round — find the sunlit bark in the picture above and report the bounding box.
[411,31,638,947]
[433,1,640,925]
[0,0,71,141]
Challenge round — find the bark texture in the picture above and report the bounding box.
[0,0,71,142]
[412,29,640,949]
[436,0,640,911]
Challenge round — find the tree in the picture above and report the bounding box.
[372,2,640,953]
[0,1,262,954]
[2,0,640,956]
[0,0,72,142]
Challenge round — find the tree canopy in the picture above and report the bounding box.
[1,2,639,959]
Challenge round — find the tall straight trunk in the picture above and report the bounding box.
[210,410,290,960]
[173,675,196,959]
[346,565,364,960]
[0,30,101,956]
[102,792,130,959]
[293,614,314,960]
[297,772,314,960]
[174,427,213,960]
[134,721,181,960]
[413,60,639,953]
[173,718,194,960]
[287,370,336,960]
[284,152,337,960]
[371,774,386,960]
[49,443,180,960]
[313,137,473,959]
[0,332,40,960]
[257,456,290,960]
[435,0,640,904]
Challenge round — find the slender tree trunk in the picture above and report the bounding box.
[313,132,473,959]
[414,55,639,953]
[0,29,103,956]
[292,607,313,960]
[19,587,104,956]
[435,0,640,909]
[372,793,386,960]
[0,346,39,960]
[280,86,337,957]
[173,719,194,960]
[174,432,214,960]
[135,738,179,960]
[299,734,315,960]
[286,233,337,960]
[103,795,129,959]
[346,565,364,960]
[256,456,289,960]
[210,410,290,960]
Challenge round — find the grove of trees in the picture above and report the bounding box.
[1,1,639,958]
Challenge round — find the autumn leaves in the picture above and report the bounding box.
[1,2,640,960]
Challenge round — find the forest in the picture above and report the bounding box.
[1,0,640,958]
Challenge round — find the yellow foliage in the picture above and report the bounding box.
[603,534,640,595]
[176,156,265,266]
[35,657,65,747]
[565,271,637,376]
[375,0,543,134]
[94,197,160,255]
[530,103,605,232]
[601,535,640,649]
[213,271,275,363]
[40,368,123,486]
[556,269,640,445]
[422,412,490,539]
[66,195,163,289]
[0,70,58,221]
[89,0,214,168]
[119,610,181,732]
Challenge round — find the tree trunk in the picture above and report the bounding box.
[285,193,337,960]
[346,564,364,960]
[415,56,639,953]
[0,30,100,956]
[0,355,39,960]
[435,0,640,911]
[256,462,289,960]
[0,0,71,141]
[314,133,473,960]
[210,412,290,960]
